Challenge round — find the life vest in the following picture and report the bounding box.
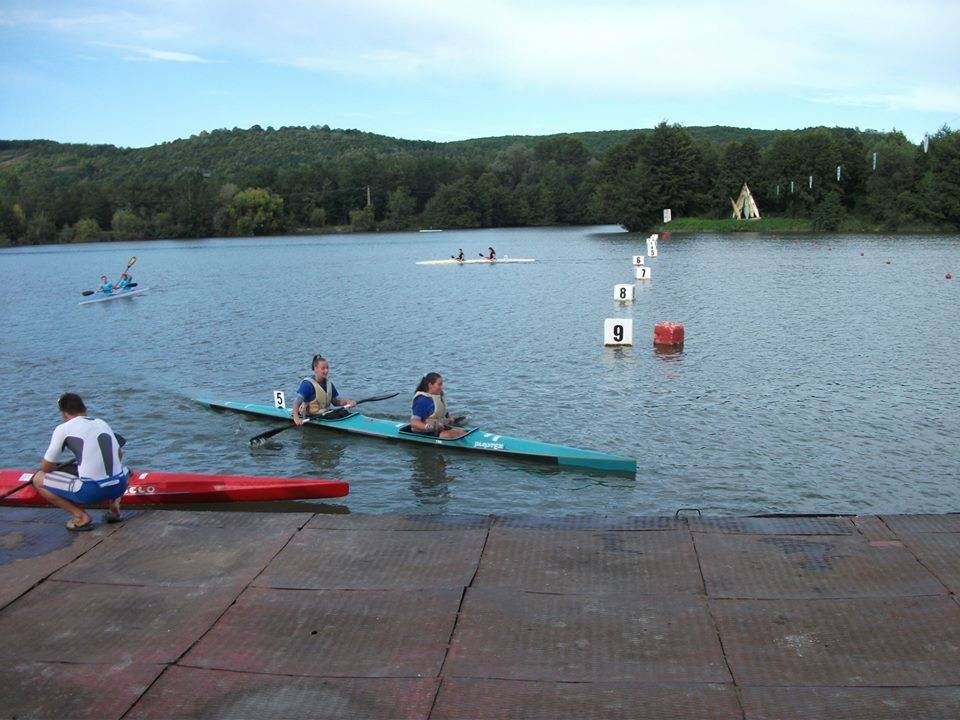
[412,390,447,423]
[303,377,336,416]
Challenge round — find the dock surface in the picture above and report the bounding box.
[1,507,959,719]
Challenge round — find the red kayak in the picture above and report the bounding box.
[0,469,348,506]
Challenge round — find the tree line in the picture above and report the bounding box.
[1,121,958,245]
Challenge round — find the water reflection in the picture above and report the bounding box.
[408,447,453,509]
[294,433,348,476]
[653,345,685,361]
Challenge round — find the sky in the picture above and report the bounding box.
[1,0,959,149]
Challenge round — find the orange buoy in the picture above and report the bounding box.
[654,322,684,348]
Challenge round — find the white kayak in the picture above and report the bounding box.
[416,257,536,266]
[79,286,150,305]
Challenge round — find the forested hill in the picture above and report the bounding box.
[0,124,776,175]
[1,122,957,244]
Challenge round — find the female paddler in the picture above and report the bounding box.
[292,354,357,426]
[410,372,466,439]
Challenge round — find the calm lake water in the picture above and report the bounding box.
[1,226,957,516]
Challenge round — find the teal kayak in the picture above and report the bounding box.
[196,398,636,474]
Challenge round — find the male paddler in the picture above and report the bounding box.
[32,392,129,531]
[292,354,357,426]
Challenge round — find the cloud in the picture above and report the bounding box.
[807,84,960,115]
[10,0,960,99]
[120,46,213,63]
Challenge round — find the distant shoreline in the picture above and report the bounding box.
[2,220,956,249]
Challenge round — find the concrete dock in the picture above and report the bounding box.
[1,506,958,719]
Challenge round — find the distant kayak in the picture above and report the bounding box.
[416,257,535,266]
[79,286,150,305]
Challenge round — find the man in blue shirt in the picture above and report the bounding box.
[292,355,356,426]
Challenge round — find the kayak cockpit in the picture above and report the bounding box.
[397,424,480,442]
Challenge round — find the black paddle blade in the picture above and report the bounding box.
[81,290,95,296]
[250,424,293,446]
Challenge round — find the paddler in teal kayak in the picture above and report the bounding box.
[410,372,467,439]
[115,272,133,289]
[292,354,357,426]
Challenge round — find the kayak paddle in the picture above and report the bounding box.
[250,392,399,445]
[80,256,137,295]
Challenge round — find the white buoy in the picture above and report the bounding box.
[614,283,635,302]
[662,209,672,223]
[646,238,658,257]
[273,390,286,409]
[635,265,652,281]
[604,318,633,346]
[631,255,645,266]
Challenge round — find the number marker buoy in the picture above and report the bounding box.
[604,318,633,346]
[614,284,635,302]
[635,266,651,281]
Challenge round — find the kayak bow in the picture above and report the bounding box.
[197,398,636,474]
[0,468,348,506]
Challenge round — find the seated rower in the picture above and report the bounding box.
[98,275,114,294]
[115,272,133,289]
[292,354,357,427]
[410,372,467,440]
[483,247,496,261]
[454,249,465,262]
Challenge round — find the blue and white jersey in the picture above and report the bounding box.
[43,416,124,481]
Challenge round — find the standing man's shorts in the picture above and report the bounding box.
[41,470,129,505]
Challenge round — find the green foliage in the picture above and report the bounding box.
[928,126,960,225]
[111,209,144,239]
[811,192,845,231]
[0,124,957,244]
[349,205,376,232]
[228,187,285,236]
[382,186,417,231]
[73,217,101,242]
[25,212,56,244]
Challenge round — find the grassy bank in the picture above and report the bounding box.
[654,217,813,233]
[654,217,952,234]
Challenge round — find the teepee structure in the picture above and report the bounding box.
[731,182,761,220]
